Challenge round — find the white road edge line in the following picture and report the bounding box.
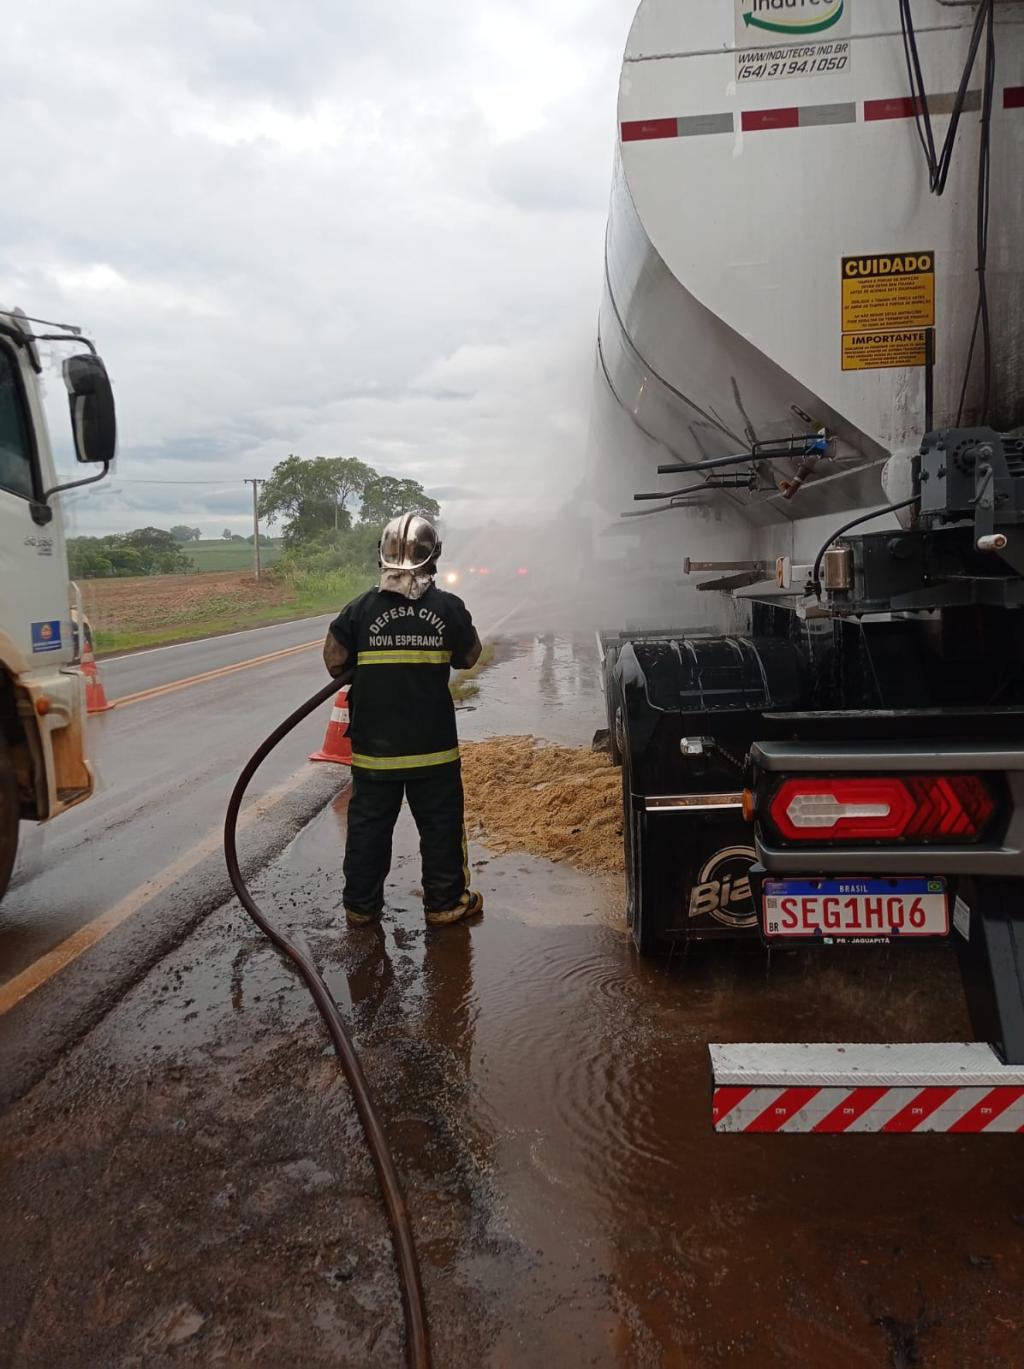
[102,612,336,663]
[106,591,530,666]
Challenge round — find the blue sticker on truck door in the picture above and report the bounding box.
[31,620,62,653]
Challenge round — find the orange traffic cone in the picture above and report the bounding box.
[309,685,352,765]
[81,635,112,714]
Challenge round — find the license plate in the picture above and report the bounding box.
[762,878,948,941]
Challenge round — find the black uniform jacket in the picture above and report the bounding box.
[328,586,477,781]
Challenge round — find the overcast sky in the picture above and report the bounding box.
[2,1,635,537]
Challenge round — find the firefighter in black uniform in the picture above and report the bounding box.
[323,513,485,928]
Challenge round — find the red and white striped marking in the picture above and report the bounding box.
[621,88,1024,144]
[710,1042,1024,1133]
[714,1083,1024,1133]
[309,684,352,766]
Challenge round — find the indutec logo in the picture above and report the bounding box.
[742,0,846,36]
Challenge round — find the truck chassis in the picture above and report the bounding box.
[601,431,1024,1122]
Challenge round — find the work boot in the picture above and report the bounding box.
[345,906,382,928]
[425,890,484,927]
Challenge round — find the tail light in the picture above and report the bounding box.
[766,775,997,844]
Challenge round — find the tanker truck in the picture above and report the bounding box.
[594,0,1024,1130]
[0,308,117,900]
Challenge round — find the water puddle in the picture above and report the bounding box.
[458,634,603,747]
[248,635,1024,1360]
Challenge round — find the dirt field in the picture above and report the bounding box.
[81,571,294,650]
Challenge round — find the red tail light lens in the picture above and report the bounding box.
[767,775,997,843]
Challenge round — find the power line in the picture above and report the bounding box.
[107,478,259,485]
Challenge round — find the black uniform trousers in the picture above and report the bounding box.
[343,762,468,916]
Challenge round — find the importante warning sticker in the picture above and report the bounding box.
[840,251,935,371]
[841,252,935,332]
[842,330,929,372]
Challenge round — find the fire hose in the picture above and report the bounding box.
[223,674,431,1369]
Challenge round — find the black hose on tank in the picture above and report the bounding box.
[223,673,431,1369]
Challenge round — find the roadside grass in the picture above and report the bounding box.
[86,565,497,665]
[450,642,497,701]
[93,603,319,654]
[182,540,284,572]
[89,567,372,655]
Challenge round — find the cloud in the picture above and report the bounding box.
[2,0,637,537]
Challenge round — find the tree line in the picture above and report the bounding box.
[258,457,439,579]
[68,456,439,579]
[68,527,196,578]
[257,456,439,545]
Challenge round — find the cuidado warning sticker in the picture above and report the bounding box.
[842,252,935,332]
[842,330,929,372]
[841,251,935,371]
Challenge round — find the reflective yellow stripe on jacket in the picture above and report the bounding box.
[351,747,461,771]
[357,649,452,665]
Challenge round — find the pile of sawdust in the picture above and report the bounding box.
[460,736,624,874]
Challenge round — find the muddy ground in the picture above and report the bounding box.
[3,637,1024,1367]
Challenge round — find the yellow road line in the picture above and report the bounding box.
[110,638,321,708]
[3,595,533,1013]
[108,596,531,710]
[0,764,316,1016]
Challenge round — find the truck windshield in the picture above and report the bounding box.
[0,348,34,501]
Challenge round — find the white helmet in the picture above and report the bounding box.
[379,513,441,571]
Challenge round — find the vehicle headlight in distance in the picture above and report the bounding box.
[444,570,459,586]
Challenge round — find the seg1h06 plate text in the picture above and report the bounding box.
[762,878,949,941]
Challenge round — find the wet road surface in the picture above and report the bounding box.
[0,614,344,1100]
[3,632,1024,1366]
[0,590,527,1100]
[4,616,338,978]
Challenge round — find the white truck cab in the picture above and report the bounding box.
[0,308,116,899]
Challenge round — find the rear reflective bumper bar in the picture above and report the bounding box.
[710,1042,1024,1133]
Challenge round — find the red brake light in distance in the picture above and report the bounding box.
[767,775,996,843]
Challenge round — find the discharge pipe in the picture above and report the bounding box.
[223,674,431,1369]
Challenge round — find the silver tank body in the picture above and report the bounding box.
[590,0,1024,584]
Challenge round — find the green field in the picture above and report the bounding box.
[182,539,284,572]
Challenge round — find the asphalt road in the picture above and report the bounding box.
[4,634,1024,1367]
[0,585,536,1104]
[0,613,344,1103]
[98,613,338,697]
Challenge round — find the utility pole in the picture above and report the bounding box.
[244,478,264,581]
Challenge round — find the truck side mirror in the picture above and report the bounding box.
[63,353,117,465]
